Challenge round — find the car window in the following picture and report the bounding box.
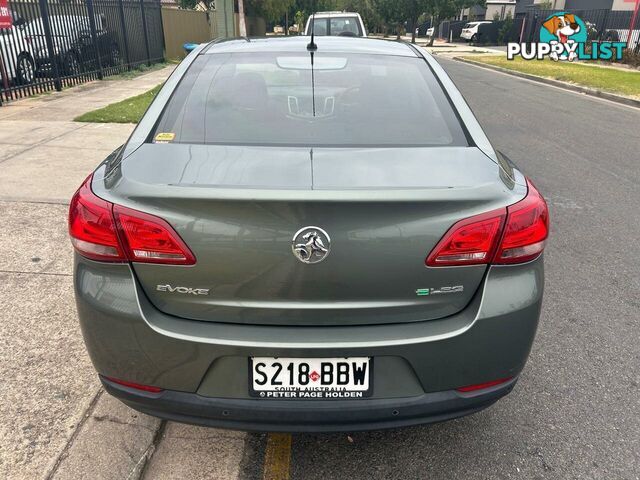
[154,52,468,148]
[311,18,328,35]
[464,23,471,28]
[329,17,360,36]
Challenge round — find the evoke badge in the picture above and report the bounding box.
[292,226,331,264]
[157,284,210,296]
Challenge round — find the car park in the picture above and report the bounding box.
[69,36,548,432]
[461,21,492,42]
[0,11,36,85]
[304,11,367,37]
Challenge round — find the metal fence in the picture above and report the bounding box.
[522,8,640,50]
[0,0,164,105]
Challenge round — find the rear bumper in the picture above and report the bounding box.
[101,375,517,433]
[75,255,543,431]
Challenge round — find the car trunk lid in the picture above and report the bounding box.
[94,144,524,326]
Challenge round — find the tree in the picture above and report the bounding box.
[424,0,482,45]
[239,0,247,36]
[178,0,214,9]
[248,0,296,23]
[371,0,409,38]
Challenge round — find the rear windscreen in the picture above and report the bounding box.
[153,52,468,148]
[310,17,362,36]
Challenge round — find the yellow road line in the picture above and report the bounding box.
[262,433,292,480]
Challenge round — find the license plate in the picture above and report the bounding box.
[249,357,372,400]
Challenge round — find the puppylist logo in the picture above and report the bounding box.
[508,12,627,62]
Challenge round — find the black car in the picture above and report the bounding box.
[414,21,432,37]
[26,14,121,76]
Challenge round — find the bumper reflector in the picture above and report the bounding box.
[104,376,163,393]
[456,377,513,393]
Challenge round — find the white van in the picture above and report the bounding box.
[304,12,367,37]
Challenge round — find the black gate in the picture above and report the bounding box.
[523,8,640,50]
[0,0,164,105]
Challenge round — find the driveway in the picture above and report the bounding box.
[1,55,639,479]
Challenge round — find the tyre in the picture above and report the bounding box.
[64,52,81,76]
[471,34,478,43]
[16,53,35,85]
[109,43,122,67]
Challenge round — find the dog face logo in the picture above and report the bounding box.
[539,13,587,61]
[543,14,580,43]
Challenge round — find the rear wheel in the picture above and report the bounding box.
[109,43,122,67]
[64,52,81,76]
[16,54,35,85]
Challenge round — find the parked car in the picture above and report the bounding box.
[70,36,549,432]
[414,22,432,37]
[273,25,284,34]
[26,15,121,77]
[0,12,36,85]
[426,26,435,38]
[461,21,492,42]
[304,11,367,37]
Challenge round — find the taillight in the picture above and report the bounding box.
[427,178,548,267]
[69,175,195,265]
[426,210,506,267]
[69,175,125,262]
[113,206,195,265]
[493,179,549,264]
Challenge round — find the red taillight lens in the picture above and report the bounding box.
[427,178,548,267]
[494,179,549,265]
[426,210,506,267]
[104,376,163,393]
[69,175,125,262]
[114,206,195,265]
[69,175,195,265]
[456,376,513,393]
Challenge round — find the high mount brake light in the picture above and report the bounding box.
[427,178,549,267]
[69,175,195,265]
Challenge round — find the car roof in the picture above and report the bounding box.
[203,37,418,57]
[311,11,361,18]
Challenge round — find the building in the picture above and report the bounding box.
[485,0,516,20]
[532,0,639,10]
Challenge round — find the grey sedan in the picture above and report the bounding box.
[69,36,549,432]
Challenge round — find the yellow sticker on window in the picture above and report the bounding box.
[155,132,175,143]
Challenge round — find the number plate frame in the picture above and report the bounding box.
[248,357,374,400]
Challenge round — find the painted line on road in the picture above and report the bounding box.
[448,56,640,113]
[262,433,292,480]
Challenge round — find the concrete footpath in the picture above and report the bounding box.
[0,67,246,479]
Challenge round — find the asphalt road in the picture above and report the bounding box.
[246,58,640,480]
